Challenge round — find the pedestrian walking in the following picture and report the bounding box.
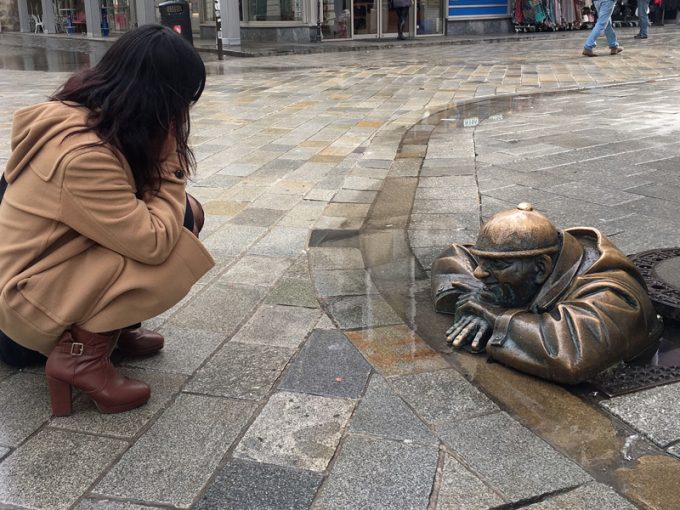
[582,0,623,56]
[635,0,651,38]
[0,24,214,416]
[391,0,411,40]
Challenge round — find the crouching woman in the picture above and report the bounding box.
[0,25,214,416]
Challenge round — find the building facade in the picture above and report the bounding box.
[0,0,513,44]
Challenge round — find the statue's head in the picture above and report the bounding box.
[469,203,560,307]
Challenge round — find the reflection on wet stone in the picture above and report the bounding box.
[345,325,449,377]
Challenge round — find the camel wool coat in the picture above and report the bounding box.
[0,101,214,354]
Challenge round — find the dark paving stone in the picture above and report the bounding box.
[314,434,438,509]
[279,329,371,399]
[350,374,437,445]
[196,459,322,510]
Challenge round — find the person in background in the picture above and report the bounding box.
[392,0,411,40]
[635,0,651,39]
[582,0,623,56]
[0,24,214,416]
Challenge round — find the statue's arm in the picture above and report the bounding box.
[485,280,653,384]
[431,244,482,314]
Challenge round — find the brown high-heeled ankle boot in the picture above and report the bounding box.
[45,325,150,416]
[117,324,164,357]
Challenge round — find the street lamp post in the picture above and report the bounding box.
[316,0,322,42]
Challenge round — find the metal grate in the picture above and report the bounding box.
[588,364,680,397]
[630,247,680,321]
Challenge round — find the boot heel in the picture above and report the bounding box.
[47,377,72,416]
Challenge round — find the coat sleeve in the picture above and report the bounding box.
[486,274,657,384]
[59,146,187,265]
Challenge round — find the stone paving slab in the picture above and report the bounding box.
[264,275,320,308]
[122,326,226,375]
[94,394,256,508]
[233,391,354,472]
[350,374,437,445]
[313,268,380,297]
[390,369,499,426]
[195,459,323,510]
[325,295,402,329]
[279,329,372,399]
[436,453,504,509]
[0,429,127,510]
[168,282,266,334]
[438,412,591,502]
[231,303,322,349]
[185,341,294,400]
[600,382,680,447]
[74,500,160,510]
[345,325,450,377]
[313,434,438,509]
[0,372,50,447]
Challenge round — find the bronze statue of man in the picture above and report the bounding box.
[431,203,663,384]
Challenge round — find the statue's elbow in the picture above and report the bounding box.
[546,358,600,385]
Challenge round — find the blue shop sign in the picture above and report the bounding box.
[448,0,509,17]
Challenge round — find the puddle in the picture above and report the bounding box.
[0,45,92,72]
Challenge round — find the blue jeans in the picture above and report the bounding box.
[584,0,619,49]
[638,0,650,36]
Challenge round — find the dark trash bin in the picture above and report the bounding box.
[159,0,194,45]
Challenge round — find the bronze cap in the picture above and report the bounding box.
[469,203,560,258]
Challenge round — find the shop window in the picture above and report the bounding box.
[322,0,350,38]
[245,0,303,21]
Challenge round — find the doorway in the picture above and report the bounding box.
[351,0,441,39]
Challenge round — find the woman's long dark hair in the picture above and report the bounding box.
[51,24,206,194]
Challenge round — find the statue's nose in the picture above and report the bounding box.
[473,265,489,280]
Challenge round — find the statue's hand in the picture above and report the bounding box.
[457,298,504,327]
[446,314,491,352]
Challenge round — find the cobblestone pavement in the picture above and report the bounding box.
[1,27,680,509]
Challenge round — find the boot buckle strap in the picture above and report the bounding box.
[70,342,84,356]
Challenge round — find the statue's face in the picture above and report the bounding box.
[473,256,543,308]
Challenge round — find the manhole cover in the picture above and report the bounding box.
[588,364,680,397]
[630,247,680,321]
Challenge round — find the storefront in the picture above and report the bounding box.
[1,0,515,43]
[446,0,512,35]
[321,0,443,39]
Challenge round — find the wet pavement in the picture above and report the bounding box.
[1,26,680,509]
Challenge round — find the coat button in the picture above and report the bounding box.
[174,169,184,179]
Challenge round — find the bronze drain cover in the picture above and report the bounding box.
[630,247,680,321]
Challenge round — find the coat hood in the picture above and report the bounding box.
[4,101,91,183]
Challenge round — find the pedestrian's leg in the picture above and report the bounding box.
[637,0,649,37]
[584,0,609,51]
[604,19,620,50]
